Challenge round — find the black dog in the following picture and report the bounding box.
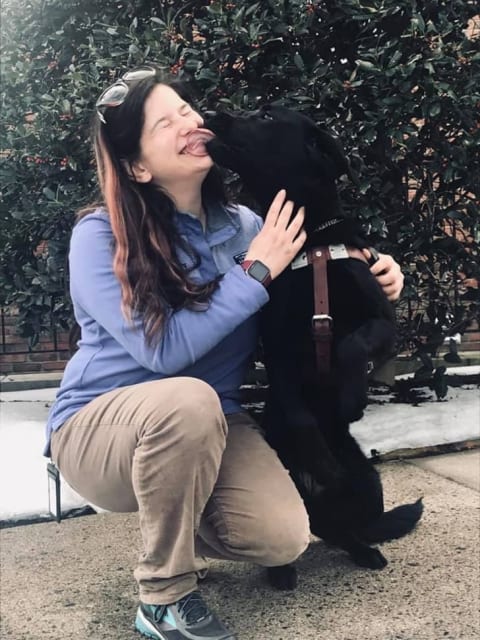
[206,106,423,590]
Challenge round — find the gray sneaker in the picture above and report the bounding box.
[135,590,236,639]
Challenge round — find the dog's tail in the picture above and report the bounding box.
[358,498,424,543]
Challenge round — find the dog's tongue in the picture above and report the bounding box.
[184,128,215,156]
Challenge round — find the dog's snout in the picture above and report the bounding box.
[204,110,235,135]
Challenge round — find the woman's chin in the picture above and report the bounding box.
[192,154,214,172]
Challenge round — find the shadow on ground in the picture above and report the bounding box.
[1,458,479,640]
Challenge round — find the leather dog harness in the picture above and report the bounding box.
[291,244,370,374]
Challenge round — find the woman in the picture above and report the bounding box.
[45,65,404,640]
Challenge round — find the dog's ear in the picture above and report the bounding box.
[307,127,351,180]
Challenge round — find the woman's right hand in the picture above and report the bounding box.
[244,189,306,280]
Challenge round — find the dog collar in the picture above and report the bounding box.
[312,217,343,233]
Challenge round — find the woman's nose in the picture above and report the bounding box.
[178,114,203,134]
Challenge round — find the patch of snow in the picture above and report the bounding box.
[352,386,479,455]
[1,369,478,523]
[395,365,480,380]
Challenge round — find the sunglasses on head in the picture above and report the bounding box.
[95,66,159,124]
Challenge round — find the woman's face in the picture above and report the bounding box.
[133,83,213,188]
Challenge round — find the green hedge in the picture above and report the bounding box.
[1,0,479,353]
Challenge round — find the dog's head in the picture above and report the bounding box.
[206,105,352,230]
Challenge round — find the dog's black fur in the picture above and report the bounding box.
[206,106,423,590]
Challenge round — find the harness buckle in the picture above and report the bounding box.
[312,314,333,328]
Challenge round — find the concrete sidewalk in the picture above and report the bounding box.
[1,450,479,640]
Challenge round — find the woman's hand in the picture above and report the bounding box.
[362,249,404,301]
[245,189,307,280]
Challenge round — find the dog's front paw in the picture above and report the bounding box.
[266,564,298,590]
[339,385,368,423]
[350,546,388,570]
[335,335,371,423]
[340,398,366,424]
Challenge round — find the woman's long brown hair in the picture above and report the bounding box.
[78,70,227,344]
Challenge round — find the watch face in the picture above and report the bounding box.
[248,260,270,283]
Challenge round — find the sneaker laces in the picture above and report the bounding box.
[151,605,167,623]
[177,591,210,625]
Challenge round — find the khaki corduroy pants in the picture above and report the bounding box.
[50,377,310,604]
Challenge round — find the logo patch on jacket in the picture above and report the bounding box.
[233,251,247,265]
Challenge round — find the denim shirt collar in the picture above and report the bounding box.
[175,200,240,248]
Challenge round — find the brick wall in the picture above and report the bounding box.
[0,310,70,375]
[445,320,480,353]
[0,311,478,377]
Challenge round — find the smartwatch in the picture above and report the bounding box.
[241,260,272,288]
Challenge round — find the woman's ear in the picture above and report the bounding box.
[122,159,152,183]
